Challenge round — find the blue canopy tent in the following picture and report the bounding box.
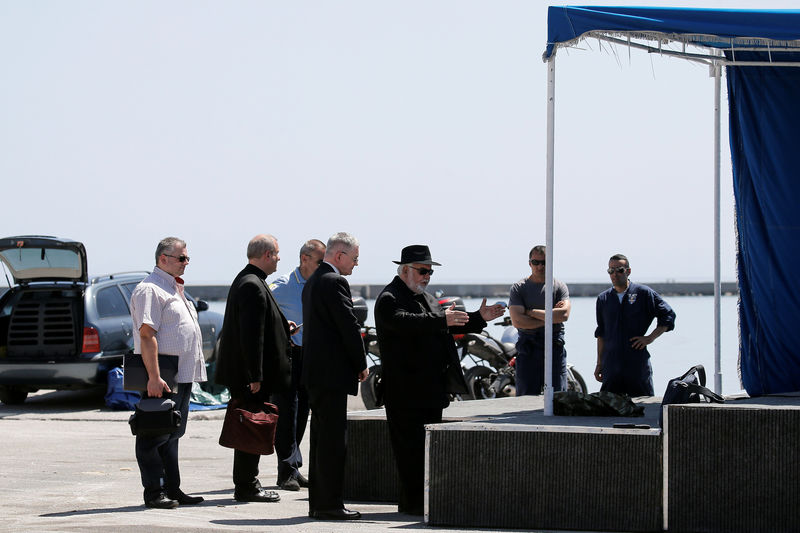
[540,6,800,413]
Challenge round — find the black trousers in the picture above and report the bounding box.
[385,405,443,512]
[271,346,309,483]
[229,387,271,490]
[135,383,191,500]
[307,388,348,512]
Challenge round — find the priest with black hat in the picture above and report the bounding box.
[374,245,505,516]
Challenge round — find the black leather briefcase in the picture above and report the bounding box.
[122,353,179,392]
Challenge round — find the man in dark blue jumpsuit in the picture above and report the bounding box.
[594,254,676,396]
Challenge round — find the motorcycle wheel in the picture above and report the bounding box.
[567,366,588,394]
[464,366,495,400]
[360,364,384,410]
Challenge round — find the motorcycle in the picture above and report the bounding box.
[460,316,588,399]
[358,297,588,409]
[360,325,384,410]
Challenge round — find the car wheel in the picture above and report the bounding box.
[360,364,383,410]
[0,386,28,405]
[464,366,495,400]
[567,365,588,394]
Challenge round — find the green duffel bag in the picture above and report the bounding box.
[553,390,644,417]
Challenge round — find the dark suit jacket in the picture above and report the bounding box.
[375,276,485,409]
[301,262,367,396]
[215,264,291,394]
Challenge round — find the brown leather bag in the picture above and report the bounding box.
[218,398,279,455]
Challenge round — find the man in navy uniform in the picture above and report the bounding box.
[595,253,676,396]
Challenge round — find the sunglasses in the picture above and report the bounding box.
[529,259,545,266]
[164,254,190,263]
[607,266,628,274]
[409,266,434,276]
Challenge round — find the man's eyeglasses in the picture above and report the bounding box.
[607,266,628,274]
[529,259,545,266]
[163,254,190,263]
[409,266,434,276]
[338,251,358,264]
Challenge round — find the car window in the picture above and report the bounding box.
[96,286,129,318]
[120,282,140,302]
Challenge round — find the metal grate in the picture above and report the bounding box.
[666,404,800,533]
[427,428,662,532]
[7,298,77,358]
[344,419,400,502]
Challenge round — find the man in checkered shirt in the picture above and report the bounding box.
[129,236,207,509]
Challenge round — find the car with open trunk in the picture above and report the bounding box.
[0,236,223,404]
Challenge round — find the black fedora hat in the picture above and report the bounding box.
[392,245,441,266]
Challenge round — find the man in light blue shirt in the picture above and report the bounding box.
[269,238,326,491]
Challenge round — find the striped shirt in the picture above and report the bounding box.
[130,267,206,384]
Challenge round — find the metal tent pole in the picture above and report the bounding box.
[544,55,555,416]
[713,59,723,395]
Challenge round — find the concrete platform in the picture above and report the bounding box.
[346,394,800,532]
[663,396,800,533]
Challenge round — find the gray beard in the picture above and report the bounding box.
[411,282,427,294]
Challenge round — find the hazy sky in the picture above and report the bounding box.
[2,1,793,285]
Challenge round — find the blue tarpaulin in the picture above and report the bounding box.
[545,7,800,59]
[545,7,800,395]
[728,52,800,395]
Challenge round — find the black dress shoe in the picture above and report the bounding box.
[167,489,204,505]
[309,508,361,520]
[234,488,281,503]
[145,493,178,509]
[279,477,300,491]
[296,473,309,487]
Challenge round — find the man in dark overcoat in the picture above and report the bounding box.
[301,232,368,521]
[374,245,505,516]
[216,234,292,503]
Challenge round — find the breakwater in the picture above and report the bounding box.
[188,281,739,301]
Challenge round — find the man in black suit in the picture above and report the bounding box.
[375,245,506,516]
[216,234,293,503]
[301,232,368,521]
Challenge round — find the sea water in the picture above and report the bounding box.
[208,294,744,396]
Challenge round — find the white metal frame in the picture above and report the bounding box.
[542,33,800,415]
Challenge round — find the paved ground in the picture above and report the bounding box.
[0,388,535,533]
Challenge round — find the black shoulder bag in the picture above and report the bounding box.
[660,364,724,427]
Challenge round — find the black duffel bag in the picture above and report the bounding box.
[128,398,182,437]
[660,364,724,426]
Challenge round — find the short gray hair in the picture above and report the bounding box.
[155,237,186,264]
[325,232,358,258]
[247,234,276,259]
[397,263,410,276]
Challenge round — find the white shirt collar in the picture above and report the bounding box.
[323,260,340,275]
